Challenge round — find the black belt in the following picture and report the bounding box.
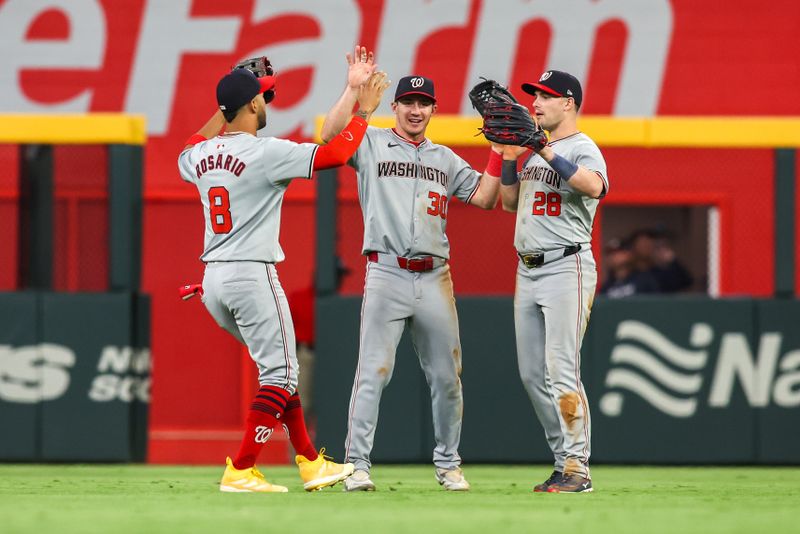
[518,244,582,269]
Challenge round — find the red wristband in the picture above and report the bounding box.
[185,134,207,146]
[485,149,503,177]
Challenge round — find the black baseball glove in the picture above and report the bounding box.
[480,101,548,150]
[232,56,274,78]
[232,56,275,103]
[468,78,518,117]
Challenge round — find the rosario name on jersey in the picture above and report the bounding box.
[350,127,481,259]
[178,132,318,263]
[514,133,609,253]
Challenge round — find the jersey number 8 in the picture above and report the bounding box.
[532,192,562,217]
[208,186,232,234]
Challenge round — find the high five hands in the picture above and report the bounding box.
[346,45,377,89]
[358,71,391,116]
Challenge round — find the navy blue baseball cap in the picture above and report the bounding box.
[394,75,436,103]
[522,70,582,108]
[216,69,276,113]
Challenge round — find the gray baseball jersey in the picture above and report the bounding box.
[513,132,608,480]
[344,127,482,473]
[178,132,318,263]
[515,132,608,252]
[350,127,480,259]
[177,132,318,391]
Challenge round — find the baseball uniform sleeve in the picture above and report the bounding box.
[575,140,609,197]
[448,150,481,204]
[177,145,200,184]
[348,126,379,170]
[262,138,319,183]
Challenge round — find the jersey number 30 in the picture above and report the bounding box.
[208,186,232,234]
[427,191,448,219]
[532,192,562,216]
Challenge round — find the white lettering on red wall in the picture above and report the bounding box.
[0,0,104,112]
[126,0,241,135]
[463,0,672,116]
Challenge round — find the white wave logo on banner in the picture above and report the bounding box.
[600,321,714,418]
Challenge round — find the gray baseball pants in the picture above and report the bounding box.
[514,248,596,478]
[202,261,298,393]
[345,261,464,472]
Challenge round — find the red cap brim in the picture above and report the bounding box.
[521,82,561,97]
[258,76,276,93]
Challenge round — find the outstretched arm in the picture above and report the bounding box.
[313,71,390,170]
[499,145,528,212]
[320,45,376,143]
[468,145,504,210]
[537,145,605,198]
[183,110,225,150]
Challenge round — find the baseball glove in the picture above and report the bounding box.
[232,56,274,78]
[480,101,548,150]
[232,56,275,102]
[468,78,518,117]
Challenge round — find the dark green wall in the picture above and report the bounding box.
[316,296,800,464]
[0,292,149,462]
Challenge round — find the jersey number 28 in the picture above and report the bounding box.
[532,192,562,216]
[208,186,232,234]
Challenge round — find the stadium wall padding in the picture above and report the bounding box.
[0,292,149,462]
[315,296,800,465]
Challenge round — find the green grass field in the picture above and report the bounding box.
[1,464,798,533]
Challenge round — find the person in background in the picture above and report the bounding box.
[650,229,694,292]
[628,229,693,293]
[600,238,660,298]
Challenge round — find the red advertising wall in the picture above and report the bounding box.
[1,0,798,462]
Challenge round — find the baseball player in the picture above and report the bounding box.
[178,56,389,492]
[320,51,507,492]
[499,70,608,493]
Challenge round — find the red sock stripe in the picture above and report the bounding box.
[258,385,290,400]
[233,387,289,470]
[285,393,302,412]
[252,385,290,415]
[251,402,282,417]
[256,391,289,406]
[280,393,317,460]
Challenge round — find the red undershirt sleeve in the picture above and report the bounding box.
[312,116,368,170]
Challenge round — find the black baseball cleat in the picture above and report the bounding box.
[533,470,563,492]
[547,473,593,493]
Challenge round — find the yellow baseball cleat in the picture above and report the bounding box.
[296,448,355,491]
[219,457,288,493]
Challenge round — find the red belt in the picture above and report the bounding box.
[367,252,442,272]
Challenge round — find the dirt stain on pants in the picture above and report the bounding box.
[559,391,581,434]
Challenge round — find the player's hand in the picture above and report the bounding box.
[345,45,376,89]
[529,114,549,154]
[357,71,390,115]
[492,143,528,160]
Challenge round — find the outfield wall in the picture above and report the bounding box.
[2,2,800,463]
[315,296,800,464]
[0,292,149,462]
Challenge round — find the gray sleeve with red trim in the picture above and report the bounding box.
[572,137,608,198]
[446,148,481,203]
[260,137,319,184]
